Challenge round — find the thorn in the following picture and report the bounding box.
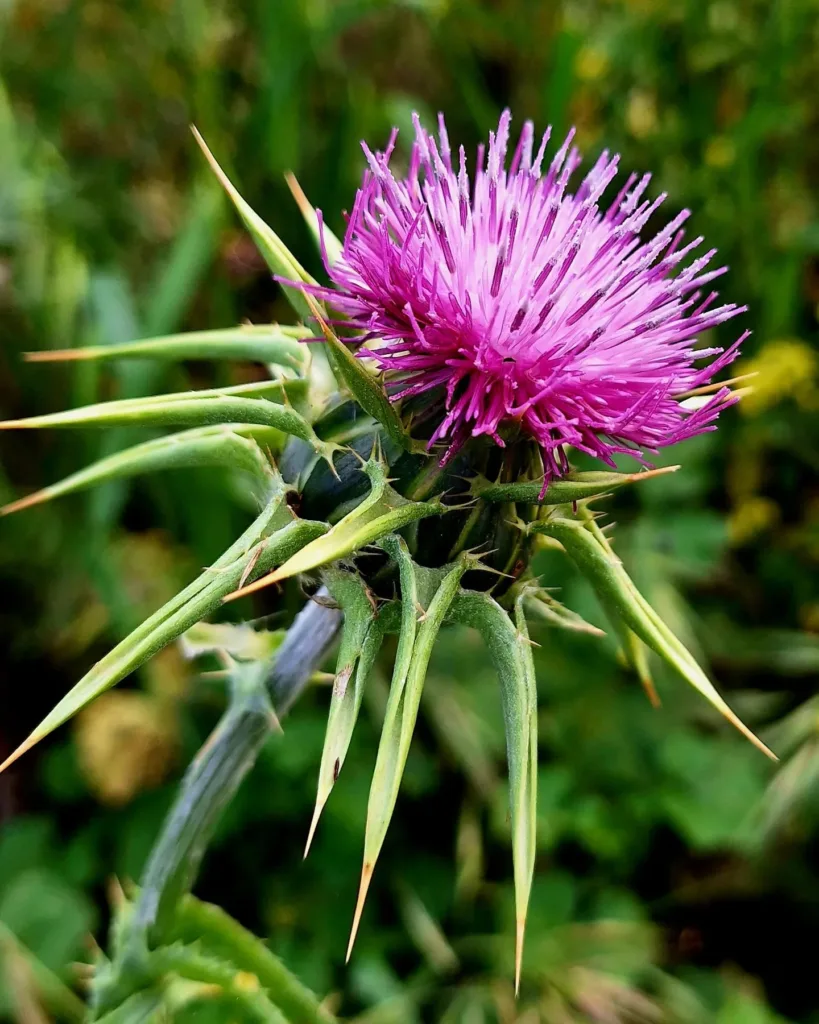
[304,799,326,859]
[0,735,37,775]
[624,464,680,483]
[284,171,313,219]
[346,862,374,962]
[237,543,264,592]
[223,570,281,603]
[515,916,525,996]
[0,489,51,515]
[23,348,93,362]
[107,876,126,909]
[675,372,757,400]
[642,676,662,708]
[0,419,37,430]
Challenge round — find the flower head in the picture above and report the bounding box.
[307,111,746,480]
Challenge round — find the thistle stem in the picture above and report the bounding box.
[90,592,341,1018]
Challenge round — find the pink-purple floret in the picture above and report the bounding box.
[296,110,746,481]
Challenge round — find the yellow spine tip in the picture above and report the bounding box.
[346,862,374,962]
[515,917,525,996]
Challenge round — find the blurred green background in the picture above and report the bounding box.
[1,0,819,1020]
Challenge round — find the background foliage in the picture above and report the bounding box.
[1,0,818,1020]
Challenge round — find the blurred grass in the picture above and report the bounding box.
[1,0,818,1020]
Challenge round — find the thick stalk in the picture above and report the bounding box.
[90,592,342,1018]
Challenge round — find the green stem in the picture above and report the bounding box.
[90,593,342,1019]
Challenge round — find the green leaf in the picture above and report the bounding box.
[180,622,285,663]
[170,895,337,1024]
[348,553,469,957]
[146,943,290,1023]
[0,380,335,460]
[0,903,87,1022]
[613,620,661,708]
[228,457,445,599]
[305,569,378,854]
[26,325,311,374]
[302,293,426,455]
[2,425,278,516]
[192,128,319,326]
[93,991,165,1024]
[471,466,679,505]
[509,596,538,993]
[0,485,328,772]
[448,589,538,992]
[531,511,776,760]
[285,172,344,267]
[523,587,606,637]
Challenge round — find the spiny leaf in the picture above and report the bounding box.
[523,587,606,637]
[195,128,422,455]
[93,991,164,1024]
[305,569,377,855]
[614,621,661,708]
[2,425,279,516]
[192,127,319,326]
[0,496,328,772]
[0,377,307,424]
[471,466,679,505]
[532,512,776,759]
[448,588,538,993]
[170,895,338,1023]
[180,622,285,663]
[144,942,290,1023]
[225,457,445,601]
[0,380,336,461]
[285,173,344,267]
[25,324,311,373]
[348,554,469,959]
[510,595,538,994]
[302,293,426,455]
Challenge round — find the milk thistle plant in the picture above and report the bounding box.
[1,112,775,1017]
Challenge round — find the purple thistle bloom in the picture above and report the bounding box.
[301,111,747,481]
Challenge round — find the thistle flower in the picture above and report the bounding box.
[306,111,747,481]
[0,119,772,1007]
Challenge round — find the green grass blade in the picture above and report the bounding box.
[25,325,311,374]
[348,555,469,958]
[1,425,278,515]
[305,569,377,854]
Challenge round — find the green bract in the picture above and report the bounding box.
[0,134,775,1005]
